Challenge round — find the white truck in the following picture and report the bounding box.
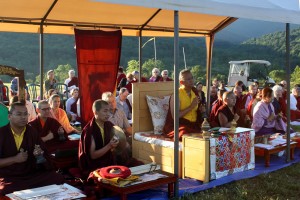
[227,60,275,87]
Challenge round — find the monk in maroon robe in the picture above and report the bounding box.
[163,69,202,140]
[234,85,247,127]
[0,102,63,195]
[217,91,239,127]
[209,89,226,127]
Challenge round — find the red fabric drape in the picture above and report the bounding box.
[75,29,122,125]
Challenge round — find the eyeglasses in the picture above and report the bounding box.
[41,107,51,111]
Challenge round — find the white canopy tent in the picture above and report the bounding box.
[0,0,299,196]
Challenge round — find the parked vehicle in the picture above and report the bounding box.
[227,60,275,88]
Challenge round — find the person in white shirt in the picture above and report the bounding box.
[65,88,80,122]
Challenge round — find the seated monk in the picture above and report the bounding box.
[163,69,203,140]
[272,85,287,121]
[234,85,247,127]
[0,102,63,195]
[216,91,240,128]
[49,94,80,134]
[251,87,286,137]
[29,100,78,155]
[209,89,226,127]
[78,100,133,180]
[290,86,300,121]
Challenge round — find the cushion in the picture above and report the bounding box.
[146,95,170,135]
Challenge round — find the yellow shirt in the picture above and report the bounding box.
[95,122,105,146]
[11,127,26,150]
[179,86,197,122]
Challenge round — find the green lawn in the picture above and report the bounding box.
[179,162,300,200]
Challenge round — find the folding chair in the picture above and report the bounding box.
[27,83,40,103]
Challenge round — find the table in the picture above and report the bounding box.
[182,127,255,182]
[95,171,176,200]
[255,142,297,167]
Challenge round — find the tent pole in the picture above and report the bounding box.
[285,23,291,162]
[138,31,142,83]
[173,10,180,198]
[39,25,44,99]
[205,35,214,113]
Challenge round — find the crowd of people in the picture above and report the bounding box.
[0,65,297,196]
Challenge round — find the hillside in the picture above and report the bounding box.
[0,24,299,82]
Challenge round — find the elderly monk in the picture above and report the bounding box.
[209,89,226,127]
[216,91,240,128]
[0,102,63,195]
[163,69,203,140]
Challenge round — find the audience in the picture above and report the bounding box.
[44,70,57,95]
[116,87,132,120]
[66,88,80,122]
[64,70,79,92]
[251,87,286,137]
[195,81,206,105]
[149,68,161,82]
[159,70,173,82]
[0,102,63,195]
[116,66,126,90]
[102,91,132,137]
[289,86,300,121]
[209,89,226,127]
[272,85,286,117]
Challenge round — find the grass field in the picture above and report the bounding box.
[179,162,300,200]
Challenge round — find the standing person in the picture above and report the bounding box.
[49,94,80,134]
[0,102,63,195]
[116,87,132,120]
[78,99,119,178]
[149,68,161,82]
[64,69,79,92]
[163,69,203,140]
[116,66,126,90]
[159,70,173,82]
[44,70,57,95]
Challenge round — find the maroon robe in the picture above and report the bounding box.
[117,73,126,87]
[235,94,247,127]
[78,118,115,178]
[158,77,173,82]
[67,77,79,88]
[0,124,63,195]
[29,116,78,154]
[216,104,236,127]
[209,99,223,127]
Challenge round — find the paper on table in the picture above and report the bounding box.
[254,143,274,149]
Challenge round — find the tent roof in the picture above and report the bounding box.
[0,0,236,36]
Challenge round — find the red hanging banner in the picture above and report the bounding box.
[75,29,122,125]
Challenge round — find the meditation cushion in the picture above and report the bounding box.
[146,95,170,134]
[99,165,131,179]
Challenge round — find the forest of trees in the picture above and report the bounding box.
[1,28,300,85]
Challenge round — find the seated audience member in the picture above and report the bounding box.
[64,70,79,92]
[49,94,80,134]
[0,101,9,127]
[149,68,161,82]
[209,89,226,127]
[244,84,257,110]
[159,70,173,82]
[0,102,63,195]
[29,100,78,155]
[0,79,8,102]
[216,91,239,128]
[44,70,57,95]
[209,85,218,110]
[289,86,300,121]
[66,88,80,122]
[235,80,246,92]
[116,87,132,120]
[46,89,57,100]
[118,72,134,92]
[234,85,247,127]
[280,80,287,100]
[247,89,262,120]
[102,91,132,137]
[131,70,148,83]
[9,77,30,100]
[212,78,219,88]
[163,69,202,140]
[195,81,206,105]
[78,100,120,178]
[218,81,228,91]
[251,87,286,136]
[116,66,126,90]
[272,85,286,118]
[9,93,37,122]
